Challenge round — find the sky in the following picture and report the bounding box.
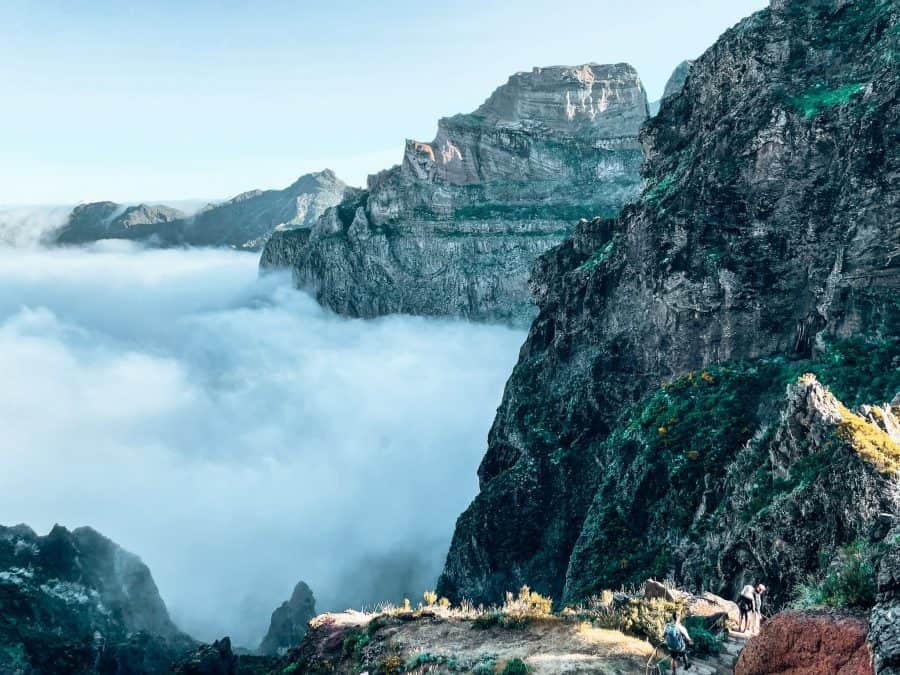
[0,241,525,646]
[0,0,766,205]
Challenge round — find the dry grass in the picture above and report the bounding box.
[837,402,900,475]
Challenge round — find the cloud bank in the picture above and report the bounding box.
[0,241,524,647]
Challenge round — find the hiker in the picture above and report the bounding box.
[737,583,766,634]
[664,611,693,674]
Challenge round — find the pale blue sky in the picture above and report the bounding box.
[0,0,766,205]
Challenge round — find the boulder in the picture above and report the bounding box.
[735,611,873,675]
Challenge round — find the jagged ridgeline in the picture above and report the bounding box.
[53,169,350,251]
[260,64,651,325]
[0,524,195,673]
[438,0,900,616]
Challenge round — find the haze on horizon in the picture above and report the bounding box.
[1,0,766,206]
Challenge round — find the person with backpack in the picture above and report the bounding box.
[737,583,766,634]
[664,611,693,673]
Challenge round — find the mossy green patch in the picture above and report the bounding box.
[786,83,866,118]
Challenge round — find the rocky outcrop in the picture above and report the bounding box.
[735,611,874,675]
[439,0,900,607]
[260,64,649,325]
[258,581,316,656]
[649,60,695,115]
[0,523,195,673]
[53,169,350,250]
[662,60,695,101]
[871,531,900,674]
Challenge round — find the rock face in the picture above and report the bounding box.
[649,60,695,115]
[53,169,350,250]
[871,530,900,674]
[439,0,900,607]
[258,581,316,656]
[661,60,695,101]
[0,523,194,673]
[735,611,874,675]
[260,64,649,325]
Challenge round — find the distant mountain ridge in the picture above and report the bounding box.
[52,169,350,251]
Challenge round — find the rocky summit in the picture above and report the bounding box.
[438,0,900,619]
[53,169,349,251]
[0,524,194,674]
[260,63,649,325]
[257,581,316,656]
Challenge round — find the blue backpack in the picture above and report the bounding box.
[664,622,686,652]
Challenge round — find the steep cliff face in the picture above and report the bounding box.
[53,169,349,250]
[260,64,648,325]
[0,524,194,673]
[439,0,900,606]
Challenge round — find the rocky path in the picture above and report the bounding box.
[689,631,749,675]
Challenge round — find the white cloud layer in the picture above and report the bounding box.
[0,241,524,647]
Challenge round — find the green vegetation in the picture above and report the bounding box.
[342,629,370,661]
[587,596,685,646]
[473,586,554,629]
[578,240,616,272]
[793,540,879,609]
[786,83,866,118]
[422,590,438,606]
[501,658,531,675]
[644,174,676,203]
[683,616,722,656]
[405,652,467,671]
[571,337,900,594]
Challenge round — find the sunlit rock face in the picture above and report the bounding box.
[53,169,350,251]
[261,64,649,325]
[438,0,900,607]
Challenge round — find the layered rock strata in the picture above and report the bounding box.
[260,64,649,325]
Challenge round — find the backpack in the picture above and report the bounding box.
[664,622,686,652]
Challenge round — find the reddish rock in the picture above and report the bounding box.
[735,611,873,675]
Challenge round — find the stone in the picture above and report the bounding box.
[260,64,649,325]
[734,611,873,675]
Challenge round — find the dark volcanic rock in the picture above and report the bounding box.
[53,169,350,251]
[260,63,649,325]
[439,0,900,607]
[871,530,900,674]
[0,523,195,674]
[258,581,316,656]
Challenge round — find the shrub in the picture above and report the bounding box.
[402,598,411,611]
[472,611,502,630]
[438,597,451,609]
[502,658,531,675]
[589,597,685,645]
[683,616,722,656]
[342,629,369,659]
[376,655,404,675]
[792,540,879,609]
[423,590,438,606]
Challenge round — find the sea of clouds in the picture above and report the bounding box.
[0,237,525,647]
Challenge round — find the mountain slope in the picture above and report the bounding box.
[0,524,195,673]
[53,169,349,250]
[438,0,900,607]
[260,63,649,325]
